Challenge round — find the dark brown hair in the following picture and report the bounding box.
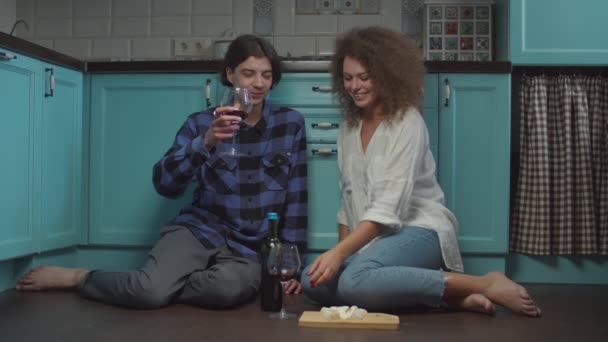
[330,26,426,127]
[220,34,282,88]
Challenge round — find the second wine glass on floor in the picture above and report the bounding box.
[267,243,302,319]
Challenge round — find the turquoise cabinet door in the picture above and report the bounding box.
[438,74,510,253]
[0,51,40,260]
[510,0,608,65]
[307,143,339,250]
[38,64,84,251]
[269,73,341,251]
[89,74,218,246]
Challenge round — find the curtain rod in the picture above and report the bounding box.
[513,66,607,76]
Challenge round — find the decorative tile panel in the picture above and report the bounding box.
[423,1,493,61]
[254,0,274,16]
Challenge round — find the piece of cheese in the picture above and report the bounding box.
[320,306,368,320]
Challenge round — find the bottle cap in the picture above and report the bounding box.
[267,212,278,220]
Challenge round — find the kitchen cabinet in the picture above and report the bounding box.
[0,49,84,260]
[88,73,342,251]
[38,63,84,251]
[436,73,510,253]
[510,0,608,65]
[268,73,510,256]
[0,49,40,260]
[267,73,342,251]
[88,74,219,246]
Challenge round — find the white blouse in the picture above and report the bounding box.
[336,107,464,272]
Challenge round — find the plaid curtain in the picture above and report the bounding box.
[510,75,608,255]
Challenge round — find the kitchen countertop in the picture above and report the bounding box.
[0,32,84,70]
[1,32,512,74]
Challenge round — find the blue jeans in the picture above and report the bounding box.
[301,226,445,311]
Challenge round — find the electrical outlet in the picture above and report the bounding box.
[173,38,212,57]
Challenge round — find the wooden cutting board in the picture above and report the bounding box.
[298,311,400,330]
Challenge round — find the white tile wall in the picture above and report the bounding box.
[73,0,111,17]
[274,36,316,57]
[36,0,71,18]
[15,0,34,38]
[316,36,335,56]
[55,38,91,59]
[338,15,381,33]
[152,0,191,16]
[92,38,130,60]
[14,0,403,60]
[132,37,171,59]
[273,0,295,35]
[112,17,150,37]
[36,18,71,37]
[151,17,190,36]
[113,0,151,17]
[233,0,254,38]
[0,0,16,34]
[193,0,233,16]
[295,15,337,35]
[73,18,110,37]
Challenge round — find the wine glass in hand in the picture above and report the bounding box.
[214,87,253,156]
[267,243,301,319]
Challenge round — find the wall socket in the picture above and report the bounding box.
[173,38,212,57]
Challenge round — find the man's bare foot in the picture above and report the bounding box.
[16,266,89,291]
[482,272,542,317]
[446,293,495,315]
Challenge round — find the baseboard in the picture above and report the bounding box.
[506,253,608,284]
[3,248,607,293]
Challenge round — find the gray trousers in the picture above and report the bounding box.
[78,226,261,309]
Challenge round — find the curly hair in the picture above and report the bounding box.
[330,26,426,128]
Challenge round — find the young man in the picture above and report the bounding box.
[16,35,308,309]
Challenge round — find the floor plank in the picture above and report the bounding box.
[0,284,606,342]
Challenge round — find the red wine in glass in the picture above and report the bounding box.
[227,110,249,120]
[277,269,297,283]
[214,110,248,124]
[217,87,252,156]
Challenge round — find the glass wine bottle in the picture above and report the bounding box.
[260,212,283,312]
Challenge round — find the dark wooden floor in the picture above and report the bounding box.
[0,284,606,342]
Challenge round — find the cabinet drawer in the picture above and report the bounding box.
[267,73,336,107]
[296,107,341,143]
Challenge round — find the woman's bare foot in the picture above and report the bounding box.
[446,293,495,315]
[482,272,542,317]
[16,266,89,291]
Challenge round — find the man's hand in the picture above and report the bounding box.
[283,279,302,295]
[204,106,242,150]
[306,248,346,287]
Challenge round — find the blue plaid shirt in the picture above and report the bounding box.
[153,102,308,261]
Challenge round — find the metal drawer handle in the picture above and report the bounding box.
[312,86,331,92]
[312,122,339,129]
[45,67,55,97]
[205,78,212,107]
[312,148,337,155]
[0,51,17,60]
[444,78,450,107]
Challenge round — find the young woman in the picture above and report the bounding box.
[301,26,541,317]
